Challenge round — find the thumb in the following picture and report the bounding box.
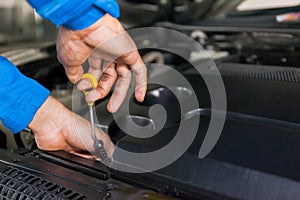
[64,65,84,83]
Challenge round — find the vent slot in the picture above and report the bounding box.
[0,166,86,200]
[218,63,300,83]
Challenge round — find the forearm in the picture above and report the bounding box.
[0,57,50,133]
[27,0,120,30]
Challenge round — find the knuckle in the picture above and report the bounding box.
[116,66,130,77]
[100,73,113,82]
[119,52,137,65]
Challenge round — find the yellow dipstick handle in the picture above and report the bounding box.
[82,73,98,106]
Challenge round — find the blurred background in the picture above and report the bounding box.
[2,0,299,44]
[0,0,57,44]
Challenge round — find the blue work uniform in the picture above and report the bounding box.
[0,0,119,133]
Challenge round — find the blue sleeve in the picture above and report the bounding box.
[0,57,50,133]
[27,0,120,30]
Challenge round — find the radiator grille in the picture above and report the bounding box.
[0,166,86,200]
[218,63,300,83]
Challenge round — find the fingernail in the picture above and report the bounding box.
[111,101,117,112]
[136,88,145,102]
[108,100,118,113]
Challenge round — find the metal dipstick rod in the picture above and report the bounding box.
[89,105,96,140]
[82,73,108,160]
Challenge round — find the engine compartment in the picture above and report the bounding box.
[1,13,300,198]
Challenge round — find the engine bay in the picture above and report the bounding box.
[1,1,300,199]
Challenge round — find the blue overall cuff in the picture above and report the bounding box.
[0,57,50,133]
[27,0,120,30]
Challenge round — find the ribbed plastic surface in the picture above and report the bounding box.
[0,166,86,200]
[218,63,300,83]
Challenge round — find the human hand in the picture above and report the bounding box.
[57,14,147,113]
[28,95,114,159]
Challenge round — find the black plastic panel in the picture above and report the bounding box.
[0,149,109,200]
[114,113,300,199]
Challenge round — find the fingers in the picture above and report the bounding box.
[116,51,147,102]
[77,57,118,103]
[77,52,146,107]
[77,57,104,91]
[57,15,147,111]
[84,63,118,103]
[69,151,97,160]
[94,63,118,99]
[130,54,147,102]
[88,56,105,80]
[107,64,132,113]
[78,16,147,103]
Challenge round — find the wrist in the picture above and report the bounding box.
[28,96,67,135]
